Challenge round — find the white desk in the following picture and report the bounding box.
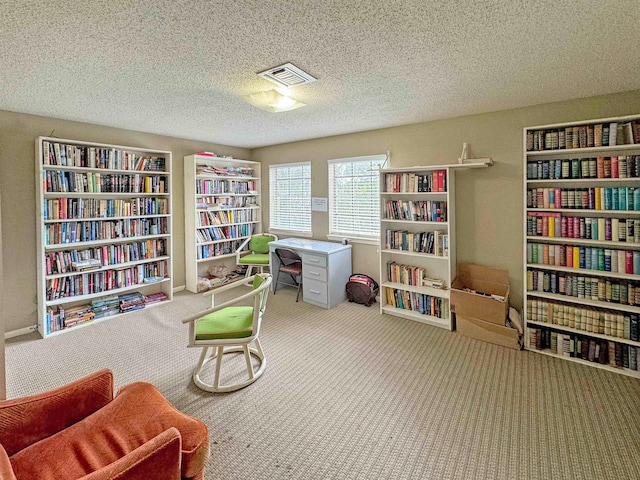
[269,238,352,309]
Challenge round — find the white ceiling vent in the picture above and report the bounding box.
[258,63,317,88]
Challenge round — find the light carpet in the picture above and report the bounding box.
[6,286,640,479]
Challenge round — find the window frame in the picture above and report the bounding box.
[327,154,387,245]
[268,161,312,237]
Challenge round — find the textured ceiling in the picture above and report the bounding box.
[1,0,639,148]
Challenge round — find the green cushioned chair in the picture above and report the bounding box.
[235,233,278,277]
[182,274,272,393]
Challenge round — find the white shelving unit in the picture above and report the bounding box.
[36,136,173,338]
[524,114,640,377]
[184,154,261,293]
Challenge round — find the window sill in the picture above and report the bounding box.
[269,229,313,238]
[326,234,379,246]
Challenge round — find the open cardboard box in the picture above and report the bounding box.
[451,263,510,326]
[456,313,523,350]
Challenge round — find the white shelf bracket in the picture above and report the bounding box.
[458,142,493,166]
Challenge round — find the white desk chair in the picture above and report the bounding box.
[182,274,272,393]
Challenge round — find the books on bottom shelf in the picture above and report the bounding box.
[385,287,448,318]
[529,326,639,371]
[45,290,169,334]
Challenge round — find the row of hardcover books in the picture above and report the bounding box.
[384,229,448,256]
[527,242,640,275]
[197,239,245,260]
[44,170,168,194]
[195,179,257,195]
[528,326,640,371]
[527,269,640,307]
[527,187,640,211]
[44,239,167,275]
[46,261,168,301]
[45,291,168,334]
[386,261,446,289]
[42,141,166,171]
[44,197,169,220]
[385,287,448,318]
[527,298,639,341]
[383,171,447,193]
[196,196,258,210]
[196,164,254,177]
[527,155,640,180]
[526,214,640,243]
[44,218,168,245]
[195,224,254,243]
[526,121,640,151]
[198,209,258,226]
[383,200,447,222]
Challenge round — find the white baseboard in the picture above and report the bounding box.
[173,285,186,293]
[5,325,38,340]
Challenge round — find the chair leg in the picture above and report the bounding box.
[274,268,280,294]
[296,275,302,302]
[213,346,224,390]
[243,344,255,380]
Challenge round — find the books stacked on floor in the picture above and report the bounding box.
[62,304,95,328]
[118,292,146,312]
[92,296,119,319]
[144,292,168,305]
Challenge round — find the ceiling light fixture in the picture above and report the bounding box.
[242,89,306,113]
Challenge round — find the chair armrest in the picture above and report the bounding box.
[0,369,114,456]
[80,427,182,480]
[183,275,272,326]
[0,444,16,480]
[235,236,251,262]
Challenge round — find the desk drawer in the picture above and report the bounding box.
[302,253,327,268]
[303,279,328,305]
[303,264,327,282]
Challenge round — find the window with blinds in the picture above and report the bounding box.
[328,154,386,241]
[269,162,312,234]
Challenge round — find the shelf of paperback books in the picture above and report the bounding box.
[524,114,640,376]
[36,137,173,338]
[379,166,454,330]
[184,154,261,292]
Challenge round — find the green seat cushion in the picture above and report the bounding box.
[238,253,270,265]
[195,306,254,340]
[249,235,276,254]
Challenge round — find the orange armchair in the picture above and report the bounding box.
[0,369,209,480]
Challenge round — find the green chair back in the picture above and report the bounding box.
[249,234,276,254]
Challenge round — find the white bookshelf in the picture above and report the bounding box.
[378,166,457,330]
[184,154,261,293]
[36,136,173,338]
[523,114,640,377]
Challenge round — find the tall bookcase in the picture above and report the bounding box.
[184,154,261,293]
[36,136,173,338]
[379,166,456,329]
[524,114,640,377]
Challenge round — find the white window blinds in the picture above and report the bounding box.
[328,154,386,240]
[269,162,312,234]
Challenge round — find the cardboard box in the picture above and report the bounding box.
[450,263,510,325]
[456,314,522,350]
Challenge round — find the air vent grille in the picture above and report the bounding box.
[258,63,317,88]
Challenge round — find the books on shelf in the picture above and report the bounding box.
[383,170,447,193]
[386,261,446,289]
[526,120,640,152]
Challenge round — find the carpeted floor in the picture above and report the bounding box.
[6,286,640,479]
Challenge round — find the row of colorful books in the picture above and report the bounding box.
[526,121,639,151]
[383,200,447,222]
[44,218,168,245]
[527,187,640,211]
[386,261,446,289]
[527,155,640,180]
[527,242,640,274]
[385,287,448,318]
[195,179,257,195]
[197,239,245,260]
[42,141,166,171]
[527,268,640,307]
[527,298,639,340]
[528,326,640,371]
[44,170,167,194]
[195,224,254,243]
[198,209,258,226]
[383,171,447,193]
[526,214,640,243]
[44,197,169,220]
[44,239,167,275]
